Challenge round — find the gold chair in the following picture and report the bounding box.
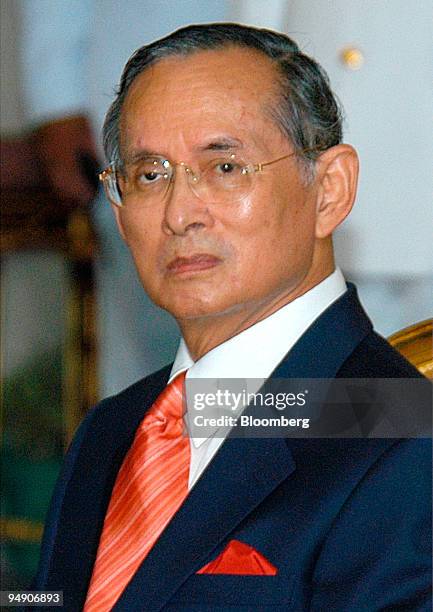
[388,319,433,379]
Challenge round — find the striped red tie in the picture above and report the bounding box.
[84,372,190,611]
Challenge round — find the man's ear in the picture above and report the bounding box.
[314,144,359,239]
[111,203,128,243]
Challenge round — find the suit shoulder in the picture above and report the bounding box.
[338,330,424,378]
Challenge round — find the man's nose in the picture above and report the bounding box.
[162,166,214,236]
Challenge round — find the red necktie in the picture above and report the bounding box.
[84,372,190,611]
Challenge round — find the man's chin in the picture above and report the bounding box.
[156,296,241,323]
[162,304,225,322]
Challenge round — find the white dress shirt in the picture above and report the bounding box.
[169,268,347,489]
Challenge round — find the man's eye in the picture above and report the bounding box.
[138,171,160,183]
[134,165,168,186]
[215,162,240,175]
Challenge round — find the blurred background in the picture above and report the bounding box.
[1,0,432,587]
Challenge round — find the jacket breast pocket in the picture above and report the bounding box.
[169,574,295,609]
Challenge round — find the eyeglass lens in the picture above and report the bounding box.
[107,156,254,206]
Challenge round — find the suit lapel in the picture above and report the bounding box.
[115,284,373,611]
[271,283,372,379]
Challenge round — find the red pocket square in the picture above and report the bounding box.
[197,539,278,575]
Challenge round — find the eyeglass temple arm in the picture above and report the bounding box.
[255,148,318,172]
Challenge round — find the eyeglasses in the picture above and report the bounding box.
[99,151,304,207]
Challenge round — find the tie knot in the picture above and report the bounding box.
[143,371,187,438]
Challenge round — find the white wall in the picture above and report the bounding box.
[284,0,432,277]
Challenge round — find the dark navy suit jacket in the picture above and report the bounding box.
[33,286,432,611]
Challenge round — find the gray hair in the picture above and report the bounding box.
[103,23,343,178]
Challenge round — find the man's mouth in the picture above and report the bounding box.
[166,253,222,275]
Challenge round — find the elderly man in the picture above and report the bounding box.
[33,24,431,611]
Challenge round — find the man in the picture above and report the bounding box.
[33,24,431,611]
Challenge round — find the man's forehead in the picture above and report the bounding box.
[120,46,281,155]
[123,47,280,118]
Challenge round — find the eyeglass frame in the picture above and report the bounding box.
[98,148,318,207]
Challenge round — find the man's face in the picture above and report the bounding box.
[115,46,320,323]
